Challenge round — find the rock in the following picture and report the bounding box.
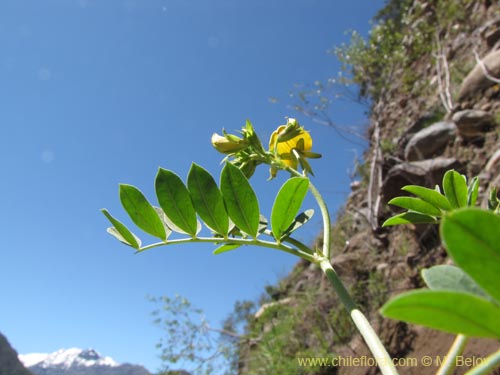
[480,16,500,47]
[451,109,495,137]
[381,158,462,203]
[480,102,492,111]
[396,112,445,156]
[350,180,361,191]
[457,49,500,100]
[404,121,457,161]
[485,149,500,172]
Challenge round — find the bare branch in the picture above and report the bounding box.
[474,50,500,84]
[367,120,382,231]
[434,34,453,113]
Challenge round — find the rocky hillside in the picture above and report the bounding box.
[0,332,33,375]
[238,1,500,374]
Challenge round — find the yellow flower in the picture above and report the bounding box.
[269,120,321,176]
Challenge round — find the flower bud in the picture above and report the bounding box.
[211,133,248,154]
[276,119,302,143]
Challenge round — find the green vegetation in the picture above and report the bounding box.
[381,170,500,374]
[335,0,477,102]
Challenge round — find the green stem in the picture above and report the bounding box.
[320,259,399,375]
[282,236,315,255]
[284,164,397,374]
[308,181,331,259]
[286,167,331,259]
[137,236,317,263]
[319,258,356,311]
[260,229,314,255]
[436,335,468,375]
[465,349,500,375]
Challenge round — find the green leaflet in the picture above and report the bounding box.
[467,176,479,207]
[155,168,198,236]
[188,163,229,236]
[421,265,490,299]
[388,196,442,217]
[220,163,260,238]
[281,209,314,238]
[381,289,500,339]
[271,177,309,241]
[401,185,451,211]
[441,208,500,303]
[153,207,173,240]
[119,184,167,240]
[443,170,468,209]
[101,209,141,249]
[213,243,241,255]
[382,212,437,227]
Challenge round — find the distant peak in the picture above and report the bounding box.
[19,347,120,369]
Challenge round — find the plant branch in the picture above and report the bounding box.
[434,34,453,113]
[436,334,469,375]
[319,258,399,375]
[136,236,317,263]
[368,120,383,231]
[465,348,500,375]
[285,166,331,259]
[282,236,315,255]
[308,181,332,259]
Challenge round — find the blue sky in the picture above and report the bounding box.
[0,0,383,373]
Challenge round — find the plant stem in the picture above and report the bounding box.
[436,335,468,375]
[319,259,399,375]
[282,236,315,254]
[308,181,331,259]
[137,236,317,263]
[288,163,398,375]
[286,166,331,259]
[465,349,500,375]
[319,258,356,311]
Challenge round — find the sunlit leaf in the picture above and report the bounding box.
[220,163,259,238]
[281,209,314,238]
[467,176,479,207]
[106,227,141,249]
[441,208,500,302]
[153,207,173,240]
[271,177,309,240]
[101,209,141,249]
[488,187,500,211]
[119,184,166,240]
[155,168,198,236]
[381,289,500,338]
[382,212,437,227]
[401,185,451,211]
[443,170,467,209]
[187,163,228,236]
[421,265,489,299]
[388,197,442,217]
[213,243,241,255]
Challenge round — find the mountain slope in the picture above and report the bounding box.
[0,332,33,375]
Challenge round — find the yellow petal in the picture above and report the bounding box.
[269,125,287,150]
[276,130,312,155]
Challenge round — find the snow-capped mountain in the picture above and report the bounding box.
[19,348,150,375]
